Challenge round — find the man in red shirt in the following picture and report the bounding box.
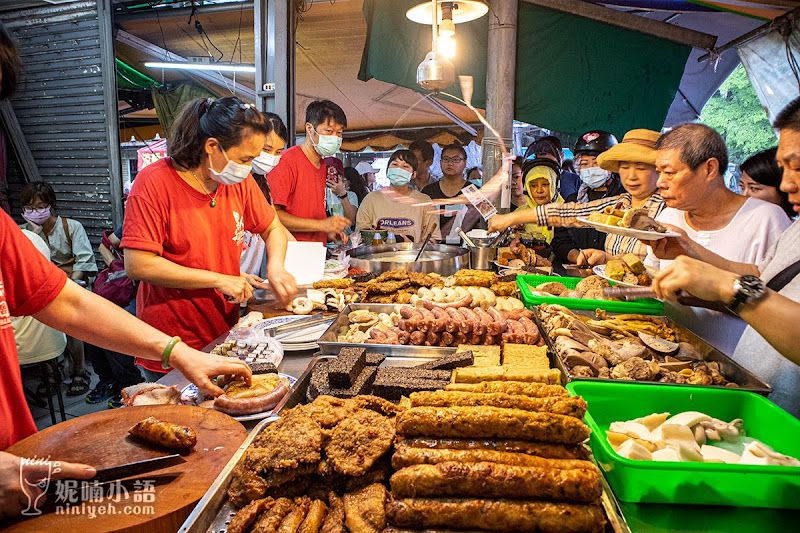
[267,100,351,243]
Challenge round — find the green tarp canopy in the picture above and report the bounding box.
[358,0,692,138]
[116,59,159,90]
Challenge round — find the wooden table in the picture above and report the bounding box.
[4,405,246,533]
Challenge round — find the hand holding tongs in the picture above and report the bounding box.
[489,226,512,248]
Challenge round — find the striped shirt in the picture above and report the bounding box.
[531,192,665,260]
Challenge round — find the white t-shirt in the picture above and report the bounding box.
[12,230,68,365]
[645,197,791,354]
[355,189,441,243]
[240,231,266,276]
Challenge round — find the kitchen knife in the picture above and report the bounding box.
[45,454,185,494]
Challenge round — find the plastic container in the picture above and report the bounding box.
[386,232,397,244]
[517,274,664,314]
[567,380,800,509]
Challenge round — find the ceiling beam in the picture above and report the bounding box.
[115,29,256,102]
[115,1,254,21]
[522,0,717,50]
[697,5,800,62]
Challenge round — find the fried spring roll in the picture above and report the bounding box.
[445,381,568,397]
[408,391,587,418]
[386,497,606,533]
[395,406,591,444]
[396,437,592,461]
[390,462,602,502]
[391,446,596,472]
[253,498,295,533]
[343,483,387,533]
[297,500,328,533]
[128,416,197,449]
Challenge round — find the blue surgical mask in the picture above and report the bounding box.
[210,147,251,185]
[579,167,611,189]
[311,126,342,157]
[252,152,280,175]
[387,167,412,187]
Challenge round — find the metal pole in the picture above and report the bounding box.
[99,0,123,228]
[482,0,517,212]
[255,0,270,112]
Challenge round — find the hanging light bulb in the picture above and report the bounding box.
[437,34,456,59]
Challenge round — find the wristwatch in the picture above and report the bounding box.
[727,275,766,314]
[338,193,348,199]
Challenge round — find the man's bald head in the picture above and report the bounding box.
[655,123,728,175]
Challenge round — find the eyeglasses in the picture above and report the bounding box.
[441,157,465,163]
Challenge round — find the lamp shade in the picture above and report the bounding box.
[406,0,488,25]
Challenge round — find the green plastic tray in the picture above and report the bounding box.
[517,274,664,314]
[567,380,800,509]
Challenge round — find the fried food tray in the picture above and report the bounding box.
[179,354,632,533]
[317,303,458,357]
[533,307,772,395]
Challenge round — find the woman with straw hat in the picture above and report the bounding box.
[489,129,665,264]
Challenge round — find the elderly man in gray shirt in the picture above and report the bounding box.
[647,96,800,416]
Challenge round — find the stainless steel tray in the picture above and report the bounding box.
[533,307,772,395]
[178,416,275,533]
[349,242,469,275]
[317,303,458,357]
[179,352,631,533]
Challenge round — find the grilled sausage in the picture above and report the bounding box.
[214,379,290,416]
[128,417,197,449]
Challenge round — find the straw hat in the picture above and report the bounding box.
[597,129,661,172]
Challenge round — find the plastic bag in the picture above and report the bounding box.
[223,327,284,367]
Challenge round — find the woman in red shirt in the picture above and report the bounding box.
[122,97,297,380]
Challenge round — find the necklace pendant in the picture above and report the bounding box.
[210,199,217,207]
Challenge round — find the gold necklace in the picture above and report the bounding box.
[190,170,219,207]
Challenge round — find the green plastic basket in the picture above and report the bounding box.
[567,380,800,509]
[517,274,664,314]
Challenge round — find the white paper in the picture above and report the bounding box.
[283,241,325,286]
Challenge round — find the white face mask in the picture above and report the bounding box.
[209,147,252,185]
[579,166,611,189]
[252,152,281,175]
[311,126,343,157]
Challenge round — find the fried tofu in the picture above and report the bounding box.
[501,344,550,372]
[457,345,501,367]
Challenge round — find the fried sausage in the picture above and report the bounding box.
[409,331,426,345]
[396,437,592,461]
[395,406,591,444]
[440,331,455,347]
[253,497,295,533]
[214,380,290,416]
[277,497,311,533]
[391,446,597,472]
[228,497,275,533]
[128,417,197,449]
[390,461,602,502]
[297,499,328,533]
[320,492,345,533]
[445,381,569,398]
[386,497,606,533]
[429,307,448,332]
[407,391,586,418]
[425,330,441,346]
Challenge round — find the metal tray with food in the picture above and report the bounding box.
[317,303,458,357]
[179,355,631,533]
[533,305,772,395]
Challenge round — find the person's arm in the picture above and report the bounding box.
[124,248,254,303]
[274,206,350,235]
[652,256,800,365]
[488,196,624,233]
[98,232,122,267]
[68,220,98,280]
[34,279,251,393]
[258,215,297,306]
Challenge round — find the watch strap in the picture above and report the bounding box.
[728,275,765,314]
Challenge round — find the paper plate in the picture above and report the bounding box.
[180,373,297,422]
[576,217,680,240]
[592,265,657,287]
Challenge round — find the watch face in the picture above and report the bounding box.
[739,275,766,299]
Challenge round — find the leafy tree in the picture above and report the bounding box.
[701,64,777,169]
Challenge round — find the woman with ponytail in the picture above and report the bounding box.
[121,96,297,380]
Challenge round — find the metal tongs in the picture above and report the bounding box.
[489,226,512,248]
[265,312,332,337]
[456,227,475,248]
[414,231,434,261]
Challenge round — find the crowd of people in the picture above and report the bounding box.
[3,15,800,519]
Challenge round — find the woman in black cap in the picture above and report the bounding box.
[740,147,794,219]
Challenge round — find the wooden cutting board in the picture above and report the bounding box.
[3,404,247,533]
